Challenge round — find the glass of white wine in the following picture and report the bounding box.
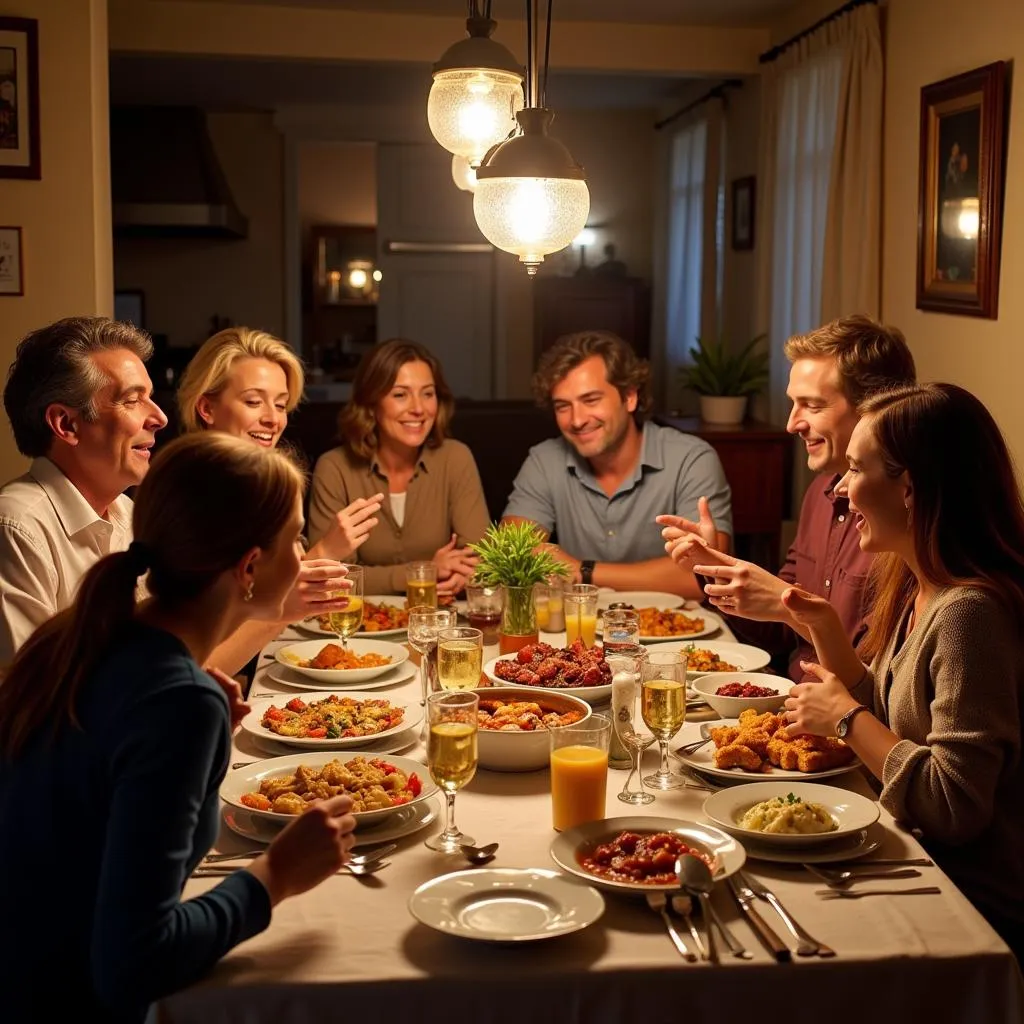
[327,564,363,650]
[436,626,483,691]
[640,649,689,790]
[607,650,656,805]
[425,689,478,853]
[407,606,456,705]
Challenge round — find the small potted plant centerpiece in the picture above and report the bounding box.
[679,334,769,426]
[469,522,570,654]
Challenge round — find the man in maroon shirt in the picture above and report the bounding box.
[658,315,915,681]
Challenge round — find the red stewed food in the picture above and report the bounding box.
[492,638,611,689]
[578,830,714,885]
[715,681,778,698]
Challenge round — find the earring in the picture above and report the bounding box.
[244,580,254,602]
[905,502,912,529]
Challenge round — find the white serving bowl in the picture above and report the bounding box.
[275,638,409,684]
[474,686,592,772]
[690,672,790,718]
[482,656,612,705]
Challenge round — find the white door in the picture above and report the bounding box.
[376,143,495,399]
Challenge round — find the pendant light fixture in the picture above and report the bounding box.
[451,154,479,193]
[473,0,590,275]
[427,2,525,169]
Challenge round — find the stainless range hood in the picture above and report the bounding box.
[110,106,249,239]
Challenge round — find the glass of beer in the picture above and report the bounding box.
[436,626,484,691]
[564,584,599,647]
[640,650,688,790]
[465,582,503,647]
[406,561,438,608]
[407,606,457,705]
[425,689,478,852]
[327,564,363,649]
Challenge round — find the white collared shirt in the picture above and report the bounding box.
[0,457,134,666]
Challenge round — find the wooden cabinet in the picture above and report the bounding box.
[657,416,795,566]
[533,275,650,363]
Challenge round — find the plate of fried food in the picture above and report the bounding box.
[483,639,613,704]
[221,751,437,826]
[674,709,861,783]
[296,595,411,638]
[240,691,422,750]
[653,640,772,679]
[597,606,725,642]
[275,638,409,685]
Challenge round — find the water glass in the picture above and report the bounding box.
[425,690,478,852]
[641,650,688,790]
[327,564,363,648]
[406,561,438,609]
[607,651,655,805]
[465,582,503,647]
[436,626,484,691]
[408,606,456,704]
[602,608,641,651]
[550,717,610,831]
[564,583,599,647]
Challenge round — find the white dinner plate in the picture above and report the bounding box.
[276,638,410,684]
[247,723,421,759]
[702,782,880,846]
[294,595,411,639]
[408,868,605,943]
[220,750,436,826]
[650,640,772,680]
[674,719,862,784]
[482,656,612,705]
[637,608,726,642]
[596,591,684,612]
[549,815,745,896]
[264,657,416,692]
[222,795,440,847]
[740,823,886,864]
[240,691,423,750]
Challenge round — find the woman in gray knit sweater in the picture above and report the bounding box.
[781,382,1024,959]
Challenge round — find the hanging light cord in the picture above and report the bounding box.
[541,0,553,108]
[525,0,535,108]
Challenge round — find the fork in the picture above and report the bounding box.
[646,892,697,962]
[804,864,923,888]
[674,737,711,756]
[203,843,397,865]
[817,886,942,899]
[194,859,391,878]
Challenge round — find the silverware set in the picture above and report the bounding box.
[192,844,396,878]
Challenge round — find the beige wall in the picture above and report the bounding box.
[114,112,285,348]
[881,0,1024,465]
[297,141,376,233]
[0,0,112,483]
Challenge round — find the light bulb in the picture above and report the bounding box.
[574,227,596,247]
[427,69,524,166]
[348,268,368,290]
[372,269,383,282]
[451,154,478,193]
[958,199,980,240]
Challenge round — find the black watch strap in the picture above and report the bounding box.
[580,559,596,585]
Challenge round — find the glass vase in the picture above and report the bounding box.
[499,584,539,654]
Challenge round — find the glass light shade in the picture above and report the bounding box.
[452,154,478,193]
[473,176,590,273]
[428,69,524,166]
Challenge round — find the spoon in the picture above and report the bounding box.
[676,855,719,964]
[460,841,499,865]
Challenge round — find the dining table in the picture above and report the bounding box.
[159,613,1024,1024]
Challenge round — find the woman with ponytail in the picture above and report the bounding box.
[0,433,357,1022]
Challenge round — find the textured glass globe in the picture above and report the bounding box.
[473,176,590,273]
[451,154,478,193]
[428,70,524,166]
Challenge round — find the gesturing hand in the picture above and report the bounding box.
[656,495,718,549]
[278,559,352,624]
[318,494,382,561]
[205,666,250,731]
[780,585,839,628]
[783,661,861,738]
[691,552,790,622]
[432,533,480,581]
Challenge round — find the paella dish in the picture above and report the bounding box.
[260,695,405,740]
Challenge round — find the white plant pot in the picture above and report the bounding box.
[699,395,747,425]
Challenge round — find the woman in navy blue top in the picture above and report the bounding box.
[0,433,357,1023]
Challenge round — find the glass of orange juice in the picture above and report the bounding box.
[549,717,610,831]
[564,584,599,647]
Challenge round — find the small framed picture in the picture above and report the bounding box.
[0,17,41,180]
[731,176,756,251]
[0,226,23,296]
[114,290,146,328]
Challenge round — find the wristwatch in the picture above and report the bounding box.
[580,559,596,585]
[835,704,869,739]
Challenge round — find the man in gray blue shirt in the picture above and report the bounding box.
[502,331,732,599]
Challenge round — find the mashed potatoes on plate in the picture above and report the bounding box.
[737,793,837,835]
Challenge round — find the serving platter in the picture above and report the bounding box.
[482,656,611,705]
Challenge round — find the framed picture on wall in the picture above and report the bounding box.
[0,226,23,296]
[731,176,755,251]
[0,17,41,180]
[916,61,1007,318]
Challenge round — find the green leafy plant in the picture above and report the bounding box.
[469,522,570,588]
[678,334,770,397]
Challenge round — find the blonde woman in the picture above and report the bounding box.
[178,326,382,561]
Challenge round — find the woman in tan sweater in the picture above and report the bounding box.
[308,339,489,596]
[781,383,1024,959]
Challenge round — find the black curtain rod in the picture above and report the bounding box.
[759,0,877,64]
[654,79,742,132]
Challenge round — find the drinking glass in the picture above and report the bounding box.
[608,650,655,805]
[437,626,484,691]
[545,574,566,632]
[602,608,641,652]
[550,717,610,831]
[425,690,478,852]
[564,584,599,647]
[641,650,689,790]
[464,582,503,647]
[327,564,363,649]
[406,561,438,608]
[407,606,456,705]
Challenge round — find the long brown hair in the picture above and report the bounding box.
[338,338,454,461]
[0,433,304,759]
[859,383,1024,659]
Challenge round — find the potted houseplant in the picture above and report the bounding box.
[469,522,570,654]
[678,333,769,425]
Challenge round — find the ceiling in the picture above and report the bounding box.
[161,0,800,28]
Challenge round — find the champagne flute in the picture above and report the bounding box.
[425,690,478,852]
[641,650,689,790]
[407,606,456,705]
[327,564,363,650]
[437,627,484,691]
[608,650,655,805]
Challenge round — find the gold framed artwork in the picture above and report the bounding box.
[916,61,1007,318]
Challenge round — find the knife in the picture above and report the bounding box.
[739,871,834,958]
[727,874,791,962]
